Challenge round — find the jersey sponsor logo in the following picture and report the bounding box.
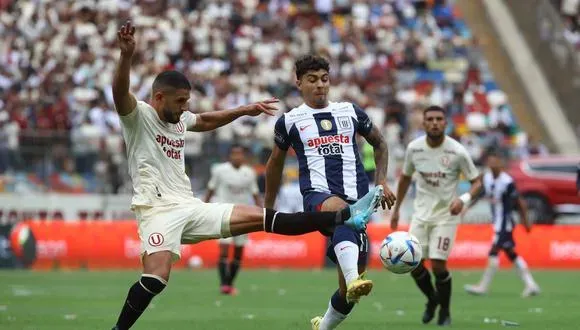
[418,171,447,187]
[337,116,352,129]
[307,134,350,156]
[320,119,333,131]
[156,135,184,160]
[148,233,164,247]
[444,149,457,155]
[306,134,350,148]
[410,148,425,153]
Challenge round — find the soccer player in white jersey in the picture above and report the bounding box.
[110,22,383,330]
[204,144,261,295]
[463,150,540,297]
[390,105,482,326]
[264,55,397,330]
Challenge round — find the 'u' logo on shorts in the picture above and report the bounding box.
[148,233,164,247]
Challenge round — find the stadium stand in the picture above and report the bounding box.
[0,0,536,194]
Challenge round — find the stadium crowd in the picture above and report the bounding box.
[0,0,546,194]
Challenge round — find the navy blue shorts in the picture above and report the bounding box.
[492,231,515,250]
[302,191,369,267]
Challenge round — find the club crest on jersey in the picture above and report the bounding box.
[320,119,333,131]
[175,122,184,133]
[338,116,352,129]
[148,233,164,247]
[441,155,450,168]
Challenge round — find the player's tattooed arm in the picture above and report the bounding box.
[112,21,137,116]
[363,125,397,209]
[264,145,287,209]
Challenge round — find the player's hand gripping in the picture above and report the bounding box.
[449,198,464,216]
[243,98,279,116]
[117,20,136,56]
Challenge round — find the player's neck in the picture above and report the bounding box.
[491,169,502,178]
[304,100,329,109]
[426,135,445,148]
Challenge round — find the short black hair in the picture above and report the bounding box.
[295,55,330,80]
[484,148,504,160]
[423,105,446,116]
[152,70,191,93]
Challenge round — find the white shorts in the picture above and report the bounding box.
[409,221,458,261]
[219,234,249,247]
[134,198,235,261]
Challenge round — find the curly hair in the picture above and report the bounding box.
[294,55,330,80]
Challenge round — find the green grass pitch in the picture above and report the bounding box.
[0,269,578,329]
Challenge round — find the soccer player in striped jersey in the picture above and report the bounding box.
[464,150,540,297]
[264,55,397,330]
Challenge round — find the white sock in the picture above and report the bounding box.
[320,301,347,330]
[514,256,537,287]
[480,256,499,290]
[334,241,359,284]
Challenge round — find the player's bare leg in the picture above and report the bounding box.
[410,259,438,324]
[113,251,172,330]
[431,258,452,326]
[218,243,231,294]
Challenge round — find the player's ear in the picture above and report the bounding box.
[153,91,164,102]
[295,79,301,88]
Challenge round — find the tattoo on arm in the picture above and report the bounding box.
[364,125,388,184]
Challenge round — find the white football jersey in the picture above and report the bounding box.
[403,135,479,223]
[119,101,198,208]
[207,162,259,204]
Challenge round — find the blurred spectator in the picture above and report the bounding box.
[0,0,531,193]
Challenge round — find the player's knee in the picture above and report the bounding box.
[504,248,518,262]
[140,274,168,296]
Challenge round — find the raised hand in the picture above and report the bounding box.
[117,20,136,56]
[243,98,279,116]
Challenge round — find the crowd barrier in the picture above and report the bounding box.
[9,221,580,270]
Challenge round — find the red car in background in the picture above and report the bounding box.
[507,156,580,224]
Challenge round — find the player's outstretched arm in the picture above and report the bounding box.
[264,145,287,208]
[112,21,137,116]
[390,175,412,230]
[190,98,278,132]
[363,125,396,209]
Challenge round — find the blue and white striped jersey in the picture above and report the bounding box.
[274,102,372,201]
[483,171,520,233]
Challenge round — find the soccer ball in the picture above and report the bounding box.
[379,231,422,274]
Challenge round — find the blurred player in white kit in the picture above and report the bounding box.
[390,105,482,326]
[204,144,261,295]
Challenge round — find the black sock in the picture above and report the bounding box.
[218,257,229,286]
[435,271,452,311]
[263,208,350,235]
[228,259,241,286]
[411,264,436,302]
[331,289,355,315]
[115,275,166,330]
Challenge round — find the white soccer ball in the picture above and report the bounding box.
[379,231,422,274]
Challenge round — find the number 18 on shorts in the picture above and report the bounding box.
[408,222,457,260]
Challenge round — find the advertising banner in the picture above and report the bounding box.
[10,221,580,270]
